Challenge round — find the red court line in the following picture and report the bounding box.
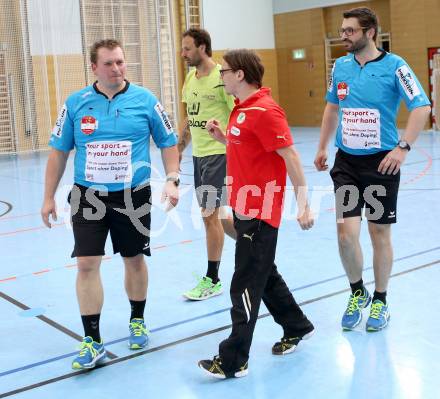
[0,222,66,237]
[152,245,167,250]
[0,212,41,222]
[402,147,433,186]
[0,237,203,283]
[33,269,51,275]
[0,276,17,283]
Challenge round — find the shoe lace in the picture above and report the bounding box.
[130,320,146,337]
[369,301,384,319]
[211,355,225,374]
[345,290,362,315]
[77,340,97,358]
[193,276,212,291]
[278,336,298,350]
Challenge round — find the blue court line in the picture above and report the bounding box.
[1,245,440,379]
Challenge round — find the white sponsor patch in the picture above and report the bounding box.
[154,102,173,134]
[85,141,132,183]
[396,65,421,100]
[230,126,241,136]
[341,108,381,149]
[51,104,67,138]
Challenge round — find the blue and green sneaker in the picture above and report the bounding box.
[366,300,390,331]
[72,336,106,370]
[129,318,149,349]
[341,288,371,330]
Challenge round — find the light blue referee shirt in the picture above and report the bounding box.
[49,82,177,191]
[326,51,430,155]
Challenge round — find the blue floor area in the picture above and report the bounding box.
[0,128,439,398]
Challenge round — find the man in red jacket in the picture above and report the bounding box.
[198,49,314,379]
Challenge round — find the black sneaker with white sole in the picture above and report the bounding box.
[272,328,315,355]
[198,355,248,379]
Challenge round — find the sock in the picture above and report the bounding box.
[206,260,220,284]
[373,290,387,304]
[130,299,146,321]
[81,314,101,342]
[349,279,365,295]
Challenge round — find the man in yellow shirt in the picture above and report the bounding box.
[179,28,235,300]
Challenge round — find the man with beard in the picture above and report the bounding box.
[314,7,430,331]
[179,28,235,301]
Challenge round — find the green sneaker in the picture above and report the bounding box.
[183,276,223,301]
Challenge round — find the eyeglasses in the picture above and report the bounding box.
[338,27,369,37]
[219,68,234,77]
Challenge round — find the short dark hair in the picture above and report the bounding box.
[343,7,379,41]
[90,39,124,64]
[182,28,212,57]
[223,49,264,89]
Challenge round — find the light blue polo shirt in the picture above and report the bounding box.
[49,82,177,191]
[326,51,430,155]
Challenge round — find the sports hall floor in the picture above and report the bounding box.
[0,128,439,398]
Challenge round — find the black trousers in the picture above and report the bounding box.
[218,214,313,372]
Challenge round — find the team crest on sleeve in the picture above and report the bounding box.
[81,116,98,135]
[51,103,67,137]
[337,82,349,100]
[396,65,421,100]
[154,102,174,134]
[237,112,246,124]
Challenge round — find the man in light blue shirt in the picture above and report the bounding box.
[41,39,180,369]
[314,7,430,332]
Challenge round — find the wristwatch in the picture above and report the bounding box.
[166,176,180,187]
[397,140,411,151]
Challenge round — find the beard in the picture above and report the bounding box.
[344,35,369,53]
[185,54,202,67]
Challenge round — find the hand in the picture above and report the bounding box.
[297,206,314,230]
[161,181,179,212]
[314,149,328,171]
[206,119,226,143]
[378,147,407,175]
[41,198,57,228]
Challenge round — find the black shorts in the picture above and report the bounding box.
[68,184,152,257]
[330,150,400,224]
[193,154,227,209]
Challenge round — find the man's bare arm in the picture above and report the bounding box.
[178,117,191,154]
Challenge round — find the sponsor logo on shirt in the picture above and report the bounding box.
[230,126,240,136]
[328,63,336,92]
[189,119,207,129]
[154,102,173,134]
[52,103,67,137]
[396,65,421,100]
[237,112,246,124]
[188,102,200,116]
[337,82,349,100]
[81,116,98,135]
[276,132,289,140]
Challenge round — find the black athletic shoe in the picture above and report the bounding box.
[272,328,315,355]
[198,355,248,379]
